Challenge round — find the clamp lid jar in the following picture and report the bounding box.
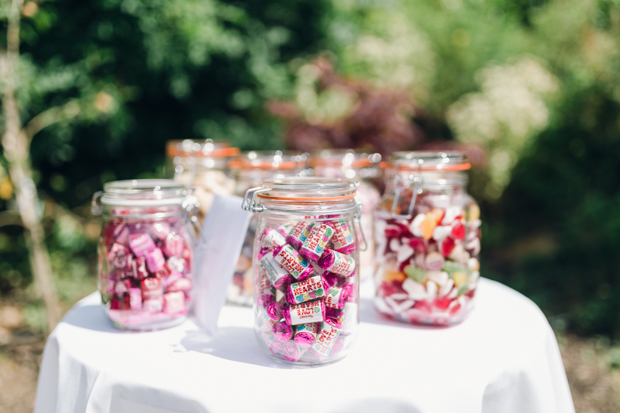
[374,151,481,326]
[242,177,364,365]
[92,179,199,330]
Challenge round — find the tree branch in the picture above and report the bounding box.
[23,100,81,145]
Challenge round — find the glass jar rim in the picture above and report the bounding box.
[166,139,240,158]
[383,151,471,171]
[310,149,382,168]
[258,177,356,201]
[228,150,307,170]
[100,179,191,207]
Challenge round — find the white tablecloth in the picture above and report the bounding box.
[34,278,574,413]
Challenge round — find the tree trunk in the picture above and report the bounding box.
[0,0,60,332]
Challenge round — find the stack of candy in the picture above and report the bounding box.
[100,217,193,329]
[254,218,359,364]
[374,191,481,325]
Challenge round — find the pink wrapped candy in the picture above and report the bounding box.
[273,321,293,341]
[324,286,349,310]
[285,220,314,250]
[128,233,156,258]
[261,227,287,249]
[310,322,341,358]
[259,254,293,289]
[299,223,334,262]
[273,244,313,281]
[269,340,302,362]
[283,299,325,326]
[294,323,318,348]
[285,275,328,305]
[329,220,355,254]
[318,249,355,276]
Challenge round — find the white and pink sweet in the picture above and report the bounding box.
[374,192,481,326]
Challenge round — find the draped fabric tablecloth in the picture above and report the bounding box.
[34,278,574,413]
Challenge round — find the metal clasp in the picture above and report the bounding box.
[91,191,103,215]
[182,195,206,248]
[390,161,423,219]
[354,202,368,252]
[241,186,271,213]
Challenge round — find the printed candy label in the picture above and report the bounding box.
[312,323,341,356]
[331,221,354,249]
[324,287,344,309]
[260,254,289,285]
[290,275,325,304]
[274,245,309,279]
[290,221,314,242]
[263,228,286,249]
[289,300,324,325]
[331,253,355,275]
[302,225,334,256]
[296,323,317,336]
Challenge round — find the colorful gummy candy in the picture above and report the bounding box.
[374,191,481,326]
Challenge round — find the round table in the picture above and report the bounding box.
[34,278,574,413]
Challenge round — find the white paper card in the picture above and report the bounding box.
[193,194,252,335]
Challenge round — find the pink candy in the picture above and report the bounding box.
[273,321,293,341]
[253,215,359,364]
[273,244,313,280]
[163,291,185,314]
[163,232,185,257]
[324,286,349,310]
[283,300,325,326]
[294,323,318,348]
[141,277,163,300]
[299,224,334,262]
[128,233,157,258]
[310,322,341,358]
[329,220,355,254]
[145,248,166,272]
[318,249,355,276]
[285,221,314,250]
[285,275,328,305]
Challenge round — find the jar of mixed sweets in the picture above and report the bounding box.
[310,149,381,280]
[242,177,364,365]
[374,152,481,326]
[92,180,199,330]
[227,151,308,306]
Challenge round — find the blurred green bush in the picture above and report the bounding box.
[1,0,620,337]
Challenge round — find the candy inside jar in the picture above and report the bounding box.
[166,139,239,216]
[310,149,381,280]
[373,152,481,326]
[92,180,199,330]
[243,177,362,365]
[227,151,308,306]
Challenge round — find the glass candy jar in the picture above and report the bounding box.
[374,152,481,326]
[92,180,199,330]
[242,177,363,365]
[310,150,381,280]
[166,139,239,216]
[227,151,308,306]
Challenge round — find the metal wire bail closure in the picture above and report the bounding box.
[390,160,423,220]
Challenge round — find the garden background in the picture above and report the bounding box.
[0,0,620,410]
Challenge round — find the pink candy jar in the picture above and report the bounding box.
[92,180,199,330]
[166,139,239,216]
[227,151,308,306]
[242,177,363,365]
[310,150,381,280]
[373,152,481,326]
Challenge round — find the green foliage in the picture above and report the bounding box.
[1,0,620,339]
